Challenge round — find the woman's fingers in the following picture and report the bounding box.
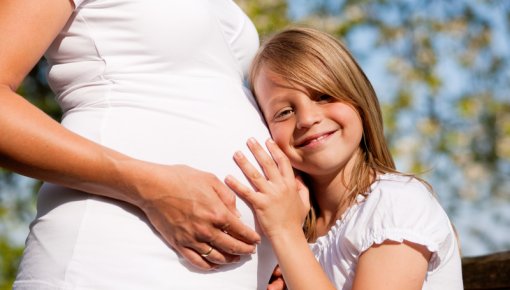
[211,215,260,254]
[213,180,241,217]
[177,246,216,270]
[175,220,257,269]
[211,177,261,245]
[177,243,236,270]
[195,242,240,265]
[167,216,257,269]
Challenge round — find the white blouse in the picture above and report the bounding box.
[310,174,463,290]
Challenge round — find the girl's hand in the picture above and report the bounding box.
[227,140,334,290]
[225,138,309,241]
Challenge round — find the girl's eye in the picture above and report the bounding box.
[274,108,294,121]
[315,94,333,103]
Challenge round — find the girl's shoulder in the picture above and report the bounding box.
[345,173,455,256]
[365,173,437,211]
[311,178,461,287]
[371,173,432,194]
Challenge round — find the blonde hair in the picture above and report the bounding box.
[249,27,399,241]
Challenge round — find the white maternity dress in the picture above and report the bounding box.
[13,1,275,289]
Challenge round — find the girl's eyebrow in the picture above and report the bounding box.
[263,99,285,115]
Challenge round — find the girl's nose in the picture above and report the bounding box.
[296,101,322,129]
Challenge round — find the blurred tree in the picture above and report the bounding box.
[0,238,23,290]
[236,0,290,37]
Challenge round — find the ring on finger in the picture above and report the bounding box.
[200,246,214,258]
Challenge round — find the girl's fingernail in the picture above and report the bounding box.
[225,175,233,183]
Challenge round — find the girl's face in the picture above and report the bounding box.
[254,66,363,179]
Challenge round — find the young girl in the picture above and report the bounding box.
[225,27,463,290]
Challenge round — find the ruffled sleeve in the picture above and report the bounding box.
[344,174,457,272]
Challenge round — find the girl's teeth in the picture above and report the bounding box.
[308,134,327,144]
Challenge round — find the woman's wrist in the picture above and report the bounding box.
[105,154,157,209]
[79,148,152,209]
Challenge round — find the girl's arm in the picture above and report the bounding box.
[225,138,335,290]
[0,0,259,270]
[226,138,432,290]
[352,240,431,290]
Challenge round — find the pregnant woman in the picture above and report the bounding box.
[0,0,275,289]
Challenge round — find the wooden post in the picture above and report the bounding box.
[462,251,510,290]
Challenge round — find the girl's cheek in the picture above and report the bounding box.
[268,127,286,145]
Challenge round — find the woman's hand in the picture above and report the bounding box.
[127,162,261,270]
[224,138,309,241]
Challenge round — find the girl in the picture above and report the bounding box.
[225,27,463,290]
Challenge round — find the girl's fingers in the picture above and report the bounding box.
[265,139,294,179]
[233,150,271,192]
[246,138,282,181]
[224,174,259,206]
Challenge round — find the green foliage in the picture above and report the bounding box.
[18,61,62,121]
[0,239,23,290]
[236,0,290,38]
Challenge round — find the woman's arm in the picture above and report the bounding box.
[0,0,259,270]
[225,138,335,290]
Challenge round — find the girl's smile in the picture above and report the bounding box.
[295,130,337,149]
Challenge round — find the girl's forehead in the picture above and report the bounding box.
[255,66,310,91]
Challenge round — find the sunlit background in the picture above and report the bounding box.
[1,0,509,287]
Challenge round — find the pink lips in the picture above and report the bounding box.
[296,131,336,148]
